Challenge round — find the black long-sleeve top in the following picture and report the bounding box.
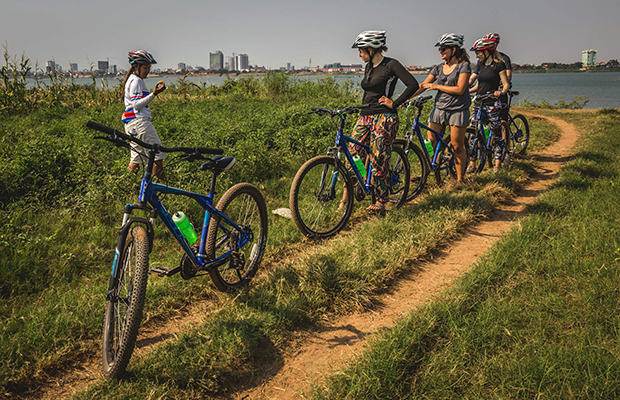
[360,57,419,116]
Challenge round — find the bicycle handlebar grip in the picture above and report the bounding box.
[86,121,117,135]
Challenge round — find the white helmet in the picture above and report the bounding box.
[435,33,464,48]
[352,31,387,49]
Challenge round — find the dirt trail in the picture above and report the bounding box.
[19,113,578,400]
[234,113,580,400]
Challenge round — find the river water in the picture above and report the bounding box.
[29,71,620,109]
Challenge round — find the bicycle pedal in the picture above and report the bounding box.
[149,266,181,277]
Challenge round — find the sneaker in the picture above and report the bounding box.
[493,164,501,173]
[466,165,476,174]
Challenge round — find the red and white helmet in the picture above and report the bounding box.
[128,50,157,65]
[470,38,497,51]
[483,32,501,44]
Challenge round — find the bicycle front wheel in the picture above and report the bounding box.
[386,144,411,206]
[206,183,268,292]
[509,114,530,155]
[394,138,428,202]
[466,127,487,174]
[102,225,150,379]
[289,155,354,239]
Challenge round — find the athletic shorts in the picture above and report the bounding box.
[428,107,470,127]
[124,118,166,164]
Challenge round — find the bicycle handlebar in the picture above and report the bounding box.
[401,95,433,109]
[310,104,371,117]
[86,121,224,156]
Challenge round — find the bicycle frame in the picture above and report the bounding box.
[329,114,374,197]
[404,106,453,173]
[473,106,494,151]
[111,154,246,279]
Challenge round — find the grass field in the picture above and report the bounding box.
[1,67,605,399]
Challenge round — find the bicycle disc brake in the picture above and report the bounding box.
[227,229,246,271]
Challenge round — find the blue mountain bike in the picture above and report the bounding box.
[394,95,470,202]
[467,91,531,172]
[87,121,268,378]
[289,104,410,239]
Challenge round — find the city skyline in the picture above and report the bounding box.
[2,0,619,72]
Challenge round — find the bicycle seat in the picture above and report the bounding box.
[200,155,236,173]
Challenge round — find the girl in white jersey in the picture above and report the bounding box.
[122,50,166,178]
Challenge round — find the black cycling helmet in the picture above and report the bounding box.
[128,50,157,65]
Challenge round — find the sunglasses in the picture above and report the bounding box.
[438,47,451,52]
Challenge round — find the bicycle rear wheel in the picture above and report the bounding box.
[206,183,268,292]
[386,144,410,206]
[102,225,150,379]
[393,138,428,202]
[435,138,469,186]
[289,155,354,239]
[509,114,530,155]
[466,127,487,174]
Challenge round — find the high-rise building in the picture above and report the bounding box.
[45,60,55,73]
[210,51,224,70]
[98,61,109,73]
[582,50,597,67]
[70,63,78,72]
[236,54,249,71]
[178,62,187,70]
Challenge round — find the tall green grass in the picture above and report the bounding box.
[310,108,620,399]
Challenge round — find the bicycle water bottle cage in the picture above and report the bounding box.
[200,156,236,173]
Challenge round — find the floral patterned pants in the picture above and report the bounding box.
[348,113,399,202]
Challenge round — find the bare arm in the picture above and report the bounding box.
[469,72,478,86]
[410,73,436,98]
[423,72,471,96]
[494,70,510,97]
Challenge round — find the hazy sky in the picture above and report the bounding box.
[2,0,619,71]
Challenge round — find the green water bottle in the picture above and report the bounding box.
[173,211,198,244]
[352,154,367,179]
[424,139,434,157]
[483,126,490,141]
